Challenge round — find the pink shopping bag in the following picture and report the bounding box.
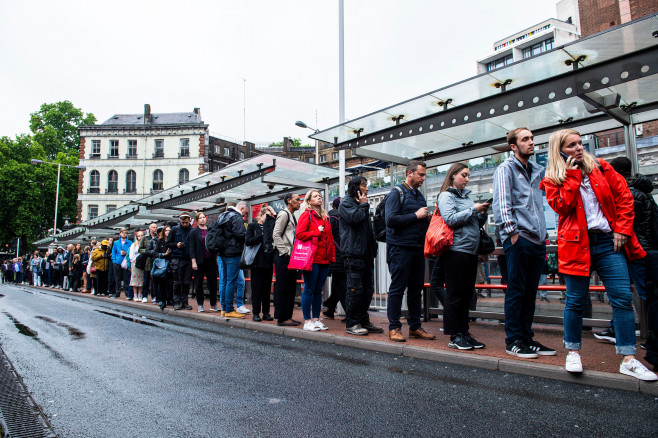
[288,238,317,271]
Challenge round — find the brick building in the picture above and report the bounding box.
[578,0,658,37]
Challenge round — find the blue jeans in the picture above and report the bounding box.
[217,256,224,307]
[563,232,636,355]
[301,264,329,320]
[503,236,546,345]
[219,256,241,313]
[237,270,245,308]
[386,245,425,331]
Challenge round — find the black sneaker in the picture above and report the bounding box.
[593,328,616,344]
[362,323,384,334]
[448,334,474,350]
[173,304,182,311]
[506,340,538,358]
[528,340,556,356]
[540,296,551,303]
[463,333,485,349]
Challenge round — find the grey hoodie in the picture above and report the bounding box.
[438,188,487,255]
[492,155,546,245]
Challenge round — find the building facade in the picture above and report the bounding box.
[77,105,209,222]
[578,0,658,37]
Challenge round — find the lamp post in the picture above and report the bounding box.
[30,159,86,239]
[295,120,320,165]
[28,180,45,236]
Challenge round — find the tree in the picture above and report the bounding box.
[30,101,96,159]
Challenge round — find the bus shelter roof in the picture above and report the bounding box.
[310,15,658,167]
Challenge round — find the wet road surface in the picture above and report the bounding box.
[1,283,656,437]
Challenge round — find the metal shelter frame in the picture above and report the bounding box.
[311,15,658,174]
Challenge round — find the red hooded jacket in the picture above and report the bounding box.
[539,158,645,276]
[296,209,336,265]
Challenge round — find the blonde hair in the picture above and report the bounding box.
[300,189,328,218]
[544,129,599,185]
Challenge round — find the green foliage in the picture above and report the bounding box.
[30,100,96,159]
[268,138,312,148]
[0,101,93,253]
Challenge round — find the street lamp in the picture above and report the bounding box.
[31,159,86,239]
[295,120,319,165]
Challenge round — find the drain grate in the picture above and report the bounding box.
[0,345,57,438]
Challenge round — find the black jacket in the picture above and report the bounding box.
[385,182,429,248]
[166,224,192,259]
[328,209,345,272]
[245,220,274,269]
[629,173,657,251]
[146,238,170,260]
[217,209,246,258]
[188,227,216,265]
[338,195,377,260]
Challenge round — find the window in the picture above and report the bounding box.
[214,145,220,154]
[239,151,245,160]
[523,37,554,58]
[88,205,98,220]
[154,139,164,158]
[109,140,119,158]
[224,147,230,157]
[91,140,101,158]
[89,170,100,193]
[125,170,136,193]
[106,205,117,213]
[486,54,513,71]
[107,170,118,193]
[179,138,190,157]
[179,168,189,185]
[127,140,137,157]
[320,155,327,163]
[332,152,339,160]
[153,169,163,191]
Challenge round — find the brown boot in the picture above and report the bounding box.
[409,327,436,340]
[389,328,406,342]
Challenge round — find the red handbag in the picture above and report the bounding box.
[424,210,453,258]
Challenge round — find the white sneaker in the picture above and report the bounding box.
[619,358,658,381]
[565,351,583,373]
[236,305,251,314]
[314,320,328,331]
[198,305,204,313]
[303,321,320,331]
[141,297,148,303]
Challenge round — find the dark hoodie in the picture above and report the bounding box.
[628,173,657,251]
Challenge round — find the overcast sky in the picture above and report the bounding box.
[1,0,559,145]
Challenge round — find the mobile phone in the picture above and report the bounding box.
[560,152,578,167]
[485,198,493,204]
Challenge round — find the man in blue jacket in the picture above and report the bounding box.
[385,160,435,342]
[493,127,555,359]
[111,228,133,299]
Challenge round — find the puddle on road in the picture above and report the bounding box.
[2,312,38,337]
[94,310,159,327]
[35,316,86,340]
[0,293,5,297]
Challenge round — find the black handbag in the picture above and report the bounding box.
[478,228,495,255]
[134,253,147,270]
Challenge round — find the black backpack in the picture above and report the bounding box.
[373,186,404,242]
[205,212,229,253]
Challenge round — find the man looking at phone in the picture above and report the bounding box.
[166,212,193,310]
[493,127,555,358]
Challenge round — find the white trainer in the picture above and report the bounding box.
[619,358,658,381]
[236,305,251,314]
[565,351,583,373]
[314,320,328,331]
[303,321,320,331]
[141,297,148,303]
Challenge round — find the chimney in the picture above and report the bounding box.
[144,104,151,124]
[193,107,201,121]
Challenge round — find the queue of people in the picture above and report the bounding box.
[4,124,656,383]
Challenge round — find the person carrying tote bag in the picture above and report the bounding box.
[437,162,490,351]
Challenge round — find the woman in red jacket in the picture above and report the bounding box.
[296,189,336,332]
[541,129,656,381]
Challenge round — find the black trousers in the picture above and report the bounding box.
[113,263,131,297]
[143,271,151,299]
[428,257,446,308]
[274,253,297,322]
[96,270,108,295]
[251,265,273,315]
[194,259,218,306]
[324,269,346,313]
[345,258,374,328]
[440,250,478,336]
[172,258,192,305]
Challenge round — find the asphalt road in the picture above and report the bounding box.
[1,283,656,438]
